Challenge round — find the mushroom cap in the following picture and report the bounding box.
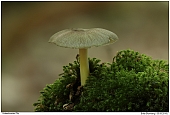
[49,28,118,49]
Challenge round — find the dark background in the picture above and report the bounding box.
[2,1,168,111]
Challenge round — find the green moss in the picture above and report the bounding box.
[33,49,169,112]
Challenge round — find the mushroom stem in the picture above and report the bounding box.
[79,48,89,86]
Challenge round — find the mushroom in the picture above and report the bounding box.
[49,28,118,86]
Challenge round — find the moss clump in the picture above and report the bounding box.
[33,49,169,112]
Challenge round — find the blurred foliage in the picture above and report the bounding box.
[33,49,169,112]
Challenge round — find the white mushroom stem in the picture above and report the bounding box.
[79,48,89,86]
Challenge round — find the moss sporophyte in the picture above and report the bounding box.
[33,49,168,112]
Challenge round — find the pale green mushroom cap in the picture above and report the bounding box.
[48,28,118,49]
